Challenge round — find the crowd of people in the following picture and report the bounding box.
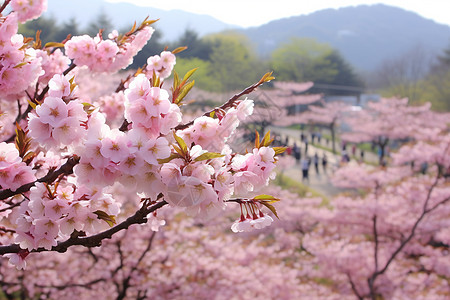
[275,130,370,183]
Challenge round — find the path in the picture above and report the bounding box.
[269,126,371,198]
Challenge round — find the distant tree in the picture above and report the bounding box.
[271,38,363,94]
[86,9,113,36]
[371,45,431,103]
[53,17,79,42]
[205,32,264,92]
[419,42,450,111]
[271,38,336,83]
[171,28,212,60]
[316,49,365,95]
[18,15,58,44]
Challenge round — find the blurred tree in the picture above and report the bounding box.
[419,41,450,111]
[371,45,431,103]
[173,57,221,92]
[271,38,336,83]
[205,32,264,92]
[18,15,58,44]
[271,38,363,94]
[53,17,79,42]
[86,10,113,36]
[171,28,212,60]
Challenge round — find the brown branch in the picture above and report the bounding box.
[347,273,363,300]
[0,155,80,201]
[0,0,11,14]
[367,174,447,298]
[175,73,273,131]
[0,200,167,255]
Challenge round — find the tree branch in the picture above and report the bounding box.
[175,72,273,131]
[0,0,11,14]
[4,63,77,143]
[367,174,447,297]
[0,155,80,200]
[0,200,167,255]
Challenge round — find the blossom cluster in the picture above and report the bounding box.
[28,75,87,148]
[178,99,254,152]
[0,142,36,192]
[0,0,282,274]
[146,51,176,79]
[11,0,47,23]
[0,13,43,99]
[65,27,154,73]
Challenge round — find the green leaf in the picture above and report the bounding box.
[259,202,279,219]
[273,147,287,155]
[157,152,183,164]
[27,99,37,110]
[173,132,187,154]
[175,80,195,105]
[261,130,271,147]
[173,71,180,90]
[194,152,224,162]
[253,194,281,203]
[94,210,116,227]
[182,67,198,82]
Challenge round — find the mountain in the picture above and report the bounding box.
[44,0,239,41]
[242,4,450,71]
[43,1,450,72]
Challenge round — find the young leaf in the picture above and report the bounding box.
[27,99,37,110]
[44,42,65,48]
[260,202,280,219]
[253,194,280,202]
[172,46,187,54]
[273,147,287,155]
[157,153,183,164]
[194,152,224,162]
[173,132,188,154]
[182,67,198,82]
[175,80,195,104]
[254,130,260,149]
[261,130,273,147]
[94,210,116,227]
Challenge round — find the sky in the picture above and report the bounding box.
[105,0,450,28]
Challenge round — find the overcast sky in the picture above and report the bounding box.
[105,0,450,27]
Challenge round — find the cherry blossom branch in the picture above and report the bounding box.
[0,155,80,200]
[0,0,11,14]
[346,273,363,300]
[0,200,167,255]
[175,72,274,131]
[4,63,77,143]
[116,232,156,300]
[367,174,448,299]
[372,215,379,272]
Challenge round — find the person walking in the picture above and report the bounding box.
[301,157,310,182]
[322,153,328,173]
[313,152,319,174]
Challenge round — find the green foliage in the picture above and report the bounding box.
[174,57,221,91]
[271,38,364,93]
[204,32,265,92]
[170,28,212,60]
[18,15,60,44]
[418,71,450,111]
[271,38,336,82]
